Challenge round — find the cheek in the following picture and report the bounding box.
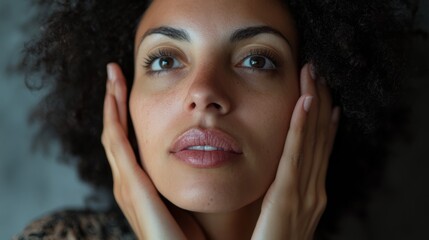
[258,100,293,152]
[242,88,298,176]
[129,88,177,161]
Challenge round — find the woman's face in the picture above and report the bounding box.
[130,0,299,212]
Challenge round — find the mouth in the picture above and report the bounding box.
[170,128,242,168]
[186,145,226,151]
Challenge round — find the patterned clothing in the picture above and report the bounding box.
[13,209,136,240]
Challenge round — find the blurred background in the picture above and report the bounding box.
[0,0,428,239]
[0,1,91,239]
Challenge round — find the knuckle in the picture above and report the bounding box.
[113,184,122,202]
[303,195,317,212]
[303,190,327,214]
[113,183,132,206]
[290,154,302,168]
[290,152,303,169]
[101,127,116,147]
[101,126,127,152]
[317,193,328,213]
[101,131,108,147]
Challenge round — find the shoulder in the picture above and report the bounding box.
[13,209,136,240]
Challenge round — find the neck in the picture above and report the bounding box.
[189,199,262,240]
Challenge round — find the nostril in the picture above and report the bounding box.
[189,102,222,111]
[212,103,222,110]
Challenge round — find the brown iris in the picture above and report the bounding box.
[249,56,266,68]
[159,57,175,69]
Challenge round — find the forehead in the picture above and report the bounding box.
[135,0,297,50]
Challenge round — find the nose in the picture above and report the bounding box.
[184,66,231,115]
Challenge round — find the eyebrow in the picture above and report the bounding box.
[141,26,190,42]
[139,25,291,48]
[230,26,292,48]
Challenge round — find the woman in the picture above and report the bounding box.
[16,0,415,239]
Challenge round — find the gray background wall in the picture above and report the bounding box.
[0,1,91,239]
[0,1,428,239]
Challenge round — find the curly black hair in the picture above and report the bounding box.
[21,0,417,238]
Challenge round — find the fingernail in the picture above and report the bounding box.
[107,63,115,82]
[309,63,316,80]
[303,96,313,112]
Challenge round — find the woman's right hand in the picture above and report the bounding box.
[101,63,204,240]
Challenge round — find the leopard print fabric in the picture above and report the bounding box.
[13,209,136,240]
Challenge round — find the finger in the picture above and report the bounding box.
[301,107,339,240]
[318,106,340,186]
[299,63,319,194]
[307,77,333,193]
[102,67,188,239]
[104,98,142,177]
[107,63,128,134]
[103,82,164,232]
[304,80,337,238]
[103,92,185,239]
[296,65,333,238]
[102,66,139,181]
[273,94,313,196]
[102,80,119,179]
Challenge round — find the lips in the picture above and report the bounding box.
[170,128,242,168]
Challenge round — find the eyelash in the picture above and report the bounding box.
[244,48,279,67]
[143,48,175,72]
[141,47,280,75]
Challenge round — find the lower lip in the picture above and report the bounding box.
[173,150,239,168]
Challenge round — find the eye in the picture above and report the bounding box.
[236,49,278,71]
[240,55,276,69]
[143,49,183,73]
[150,57,182,71]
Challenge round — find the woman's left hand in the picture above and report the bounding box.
[252,63,340,240]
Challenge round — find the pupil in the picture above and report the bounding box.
[250,56,265,68]
[160,57,173,69]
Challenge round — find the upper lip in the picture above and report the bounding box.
[170,128,242,154]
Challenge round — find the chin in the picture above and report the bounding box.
[169,195,248,213]
[160,179,264,213]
